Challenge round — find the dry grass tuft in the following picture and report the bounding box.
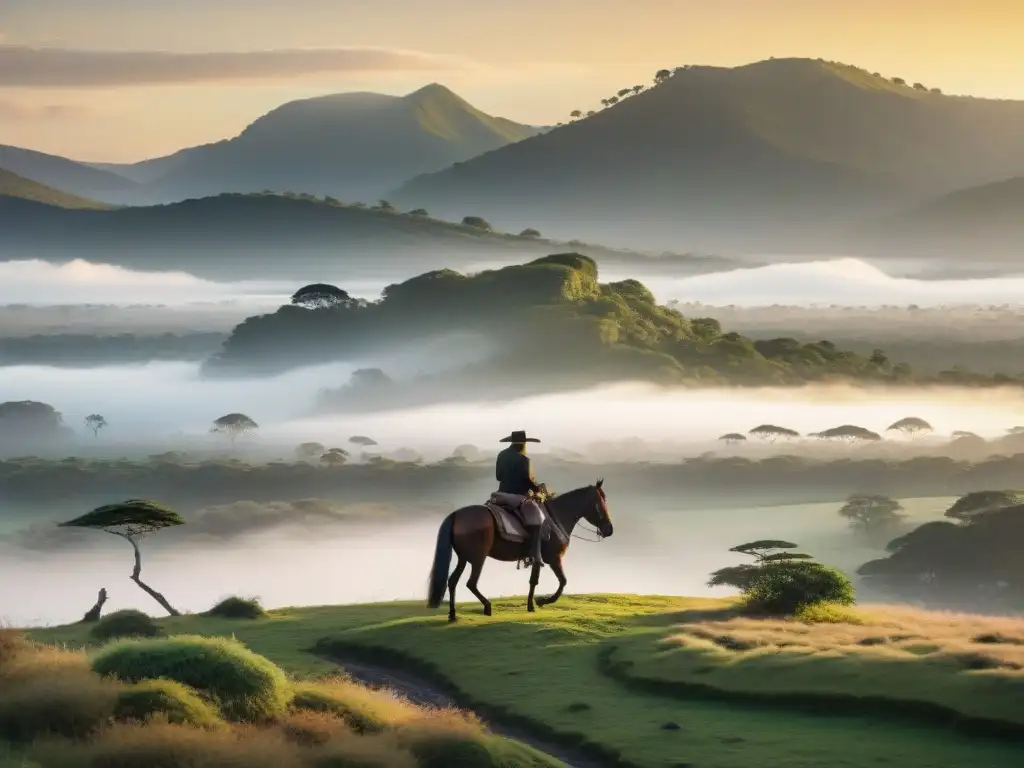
[616,603,1024,727]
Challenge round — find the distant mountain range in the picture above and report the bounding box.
[393,59,1024,251]
[0,192,733,280]
[3,59,1024,260]
[1,84,538,206]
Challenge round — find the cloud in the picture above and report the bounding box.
[640,258,1024,307]
[0,99,90,120]
[0,45,465,87]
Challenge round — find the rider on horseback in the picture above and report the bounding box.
[495,430,547,568]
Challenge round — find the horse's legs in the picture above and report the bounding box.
[527,563,541,612]
[465,558,491,616]
[447,555,467,623]
[536,556,567,607]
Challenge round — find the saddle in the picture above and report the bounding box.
[484,493,568,546]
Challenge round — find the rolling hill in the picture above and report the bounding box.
[0,168,111,209]
[0,192,733,280]
[856,176,1024,260]
[114,84,541,204]
[0,144,137,201]
[392,58,1024,252]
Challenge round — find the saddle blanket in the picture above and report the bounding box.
[484,496,568,546]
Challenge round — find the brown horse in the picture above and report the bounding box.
[426,480,614,622]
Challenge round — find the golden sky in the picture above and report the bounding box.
[1,0,1023,162]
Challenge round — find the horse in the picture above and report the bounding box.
[426,479,614,622]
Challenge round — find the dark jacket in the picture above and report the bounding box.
[495,445,541,496]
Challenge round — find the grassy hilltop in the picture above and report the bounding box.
[25,595,1024,768]
[0,168,111,210]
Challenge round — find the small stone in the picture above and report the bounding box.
[661,722,681,731]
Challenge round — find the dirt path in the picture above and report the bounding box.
[330,655,603,768]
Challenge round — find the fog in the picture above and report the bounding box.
[0,496,954,628]
[3,358,1024,450]
[6,258,1024,321]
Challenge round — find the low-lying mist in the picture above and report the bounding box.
[8,257,1024,315]
[3,355,1024,451]
[0,495,954,628]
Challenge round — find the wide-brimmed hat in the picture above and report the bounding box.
[499,430,540,443]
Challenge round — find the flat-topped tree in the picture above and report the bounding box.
[349,435,378,448]
[838,494,906,541]
[290,283,353,310]
[718,433,747,445]
[816,424,882,443]
[211,413,258,446]
[887,417,933,439]
[320,447,349,466]
[84,413,108,437]
[748,424,800,443]
[728,540,800,564]
[59,499,183,616]
[295,441,325,461]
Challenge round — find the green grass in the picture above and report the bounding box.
[30,595,1024,768]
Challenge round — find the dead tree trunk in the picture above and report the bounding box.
[128,537,180,616]
[80,587,108,623]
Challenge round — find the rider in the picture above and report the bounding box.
[495,430,547,568]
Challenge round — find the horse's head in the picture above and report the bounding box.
[585,479,614,538]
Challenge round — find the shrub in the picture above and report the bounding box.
[292,678,421,733]
[745,562,856,615]
[204,596,267,620]
[91,635,291,722]
[398,720,496,768]
[461,216,492,231]
[114,679,222,728]
[90,610,162,642]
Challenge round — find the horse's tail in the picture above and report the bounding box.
[426,512,456,609]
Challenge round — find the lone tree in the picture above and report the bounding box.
[349,435,378,448]
[461,215,492,231]
[748,424,800,443]
[320,447,349,466]
[211,413,259,446]
[408,208,429,217]
[886,417,933,439]
[290,283,353,310]
[718,433,747,445]
[295,442,326,462]
[944,490,1024,522]
[816,425,882,443]
[654,68,673,84]
[837,494,906,542]
[951,430,981,440]
[59,499,184,616]
[84,414,108,437]
[519,228,542,238]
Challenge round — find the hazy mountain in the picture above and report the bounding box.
[0,168,111,209]
[87,145,207,184]
[0,144,137,201]
[856,177,1024,260]
[0,192,733,281]
[113,84,540,204]
[393,58,1024,252]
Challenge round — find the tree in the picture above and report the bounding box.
[607,96,619,106]
[85,414,108,438]
[452,444,482,462]
[886,417,933,439]
[951,430,980,440]
[617,88,631,99]
[569,110,583,120]
[290,283,353,310]
[519,228,542,238]
[320,447,349,466]
[461,216,492,231]
[718,433,747,445]
[374,199,396,211]
[815,425,882,443]
[295,442,325,462]
[631,85,644,95]
[930,87,943,94]
[349,435,378,448]
[892,77,906,86]
[729,540,800,564]
[323,196,341,206]
[944,490,1023,522]
[837,494,906,542]
[654,68,672,84]
[913,82,927,91]
[748,424,800,442]
[211,413,258,446]
[0,400,69,439]
[59,499,184,616]
[408,208,429,216]
[600,99,609,108]
[586,110,596,118]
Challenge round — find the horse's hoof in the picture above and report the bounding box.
[527,604,536,613]
[483,605,492,617]
[448,615,457,624]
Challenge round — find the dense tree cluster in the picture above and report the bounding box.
[204,253,996,390]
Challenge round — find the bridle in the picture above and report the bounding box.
[570,491,609,543]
